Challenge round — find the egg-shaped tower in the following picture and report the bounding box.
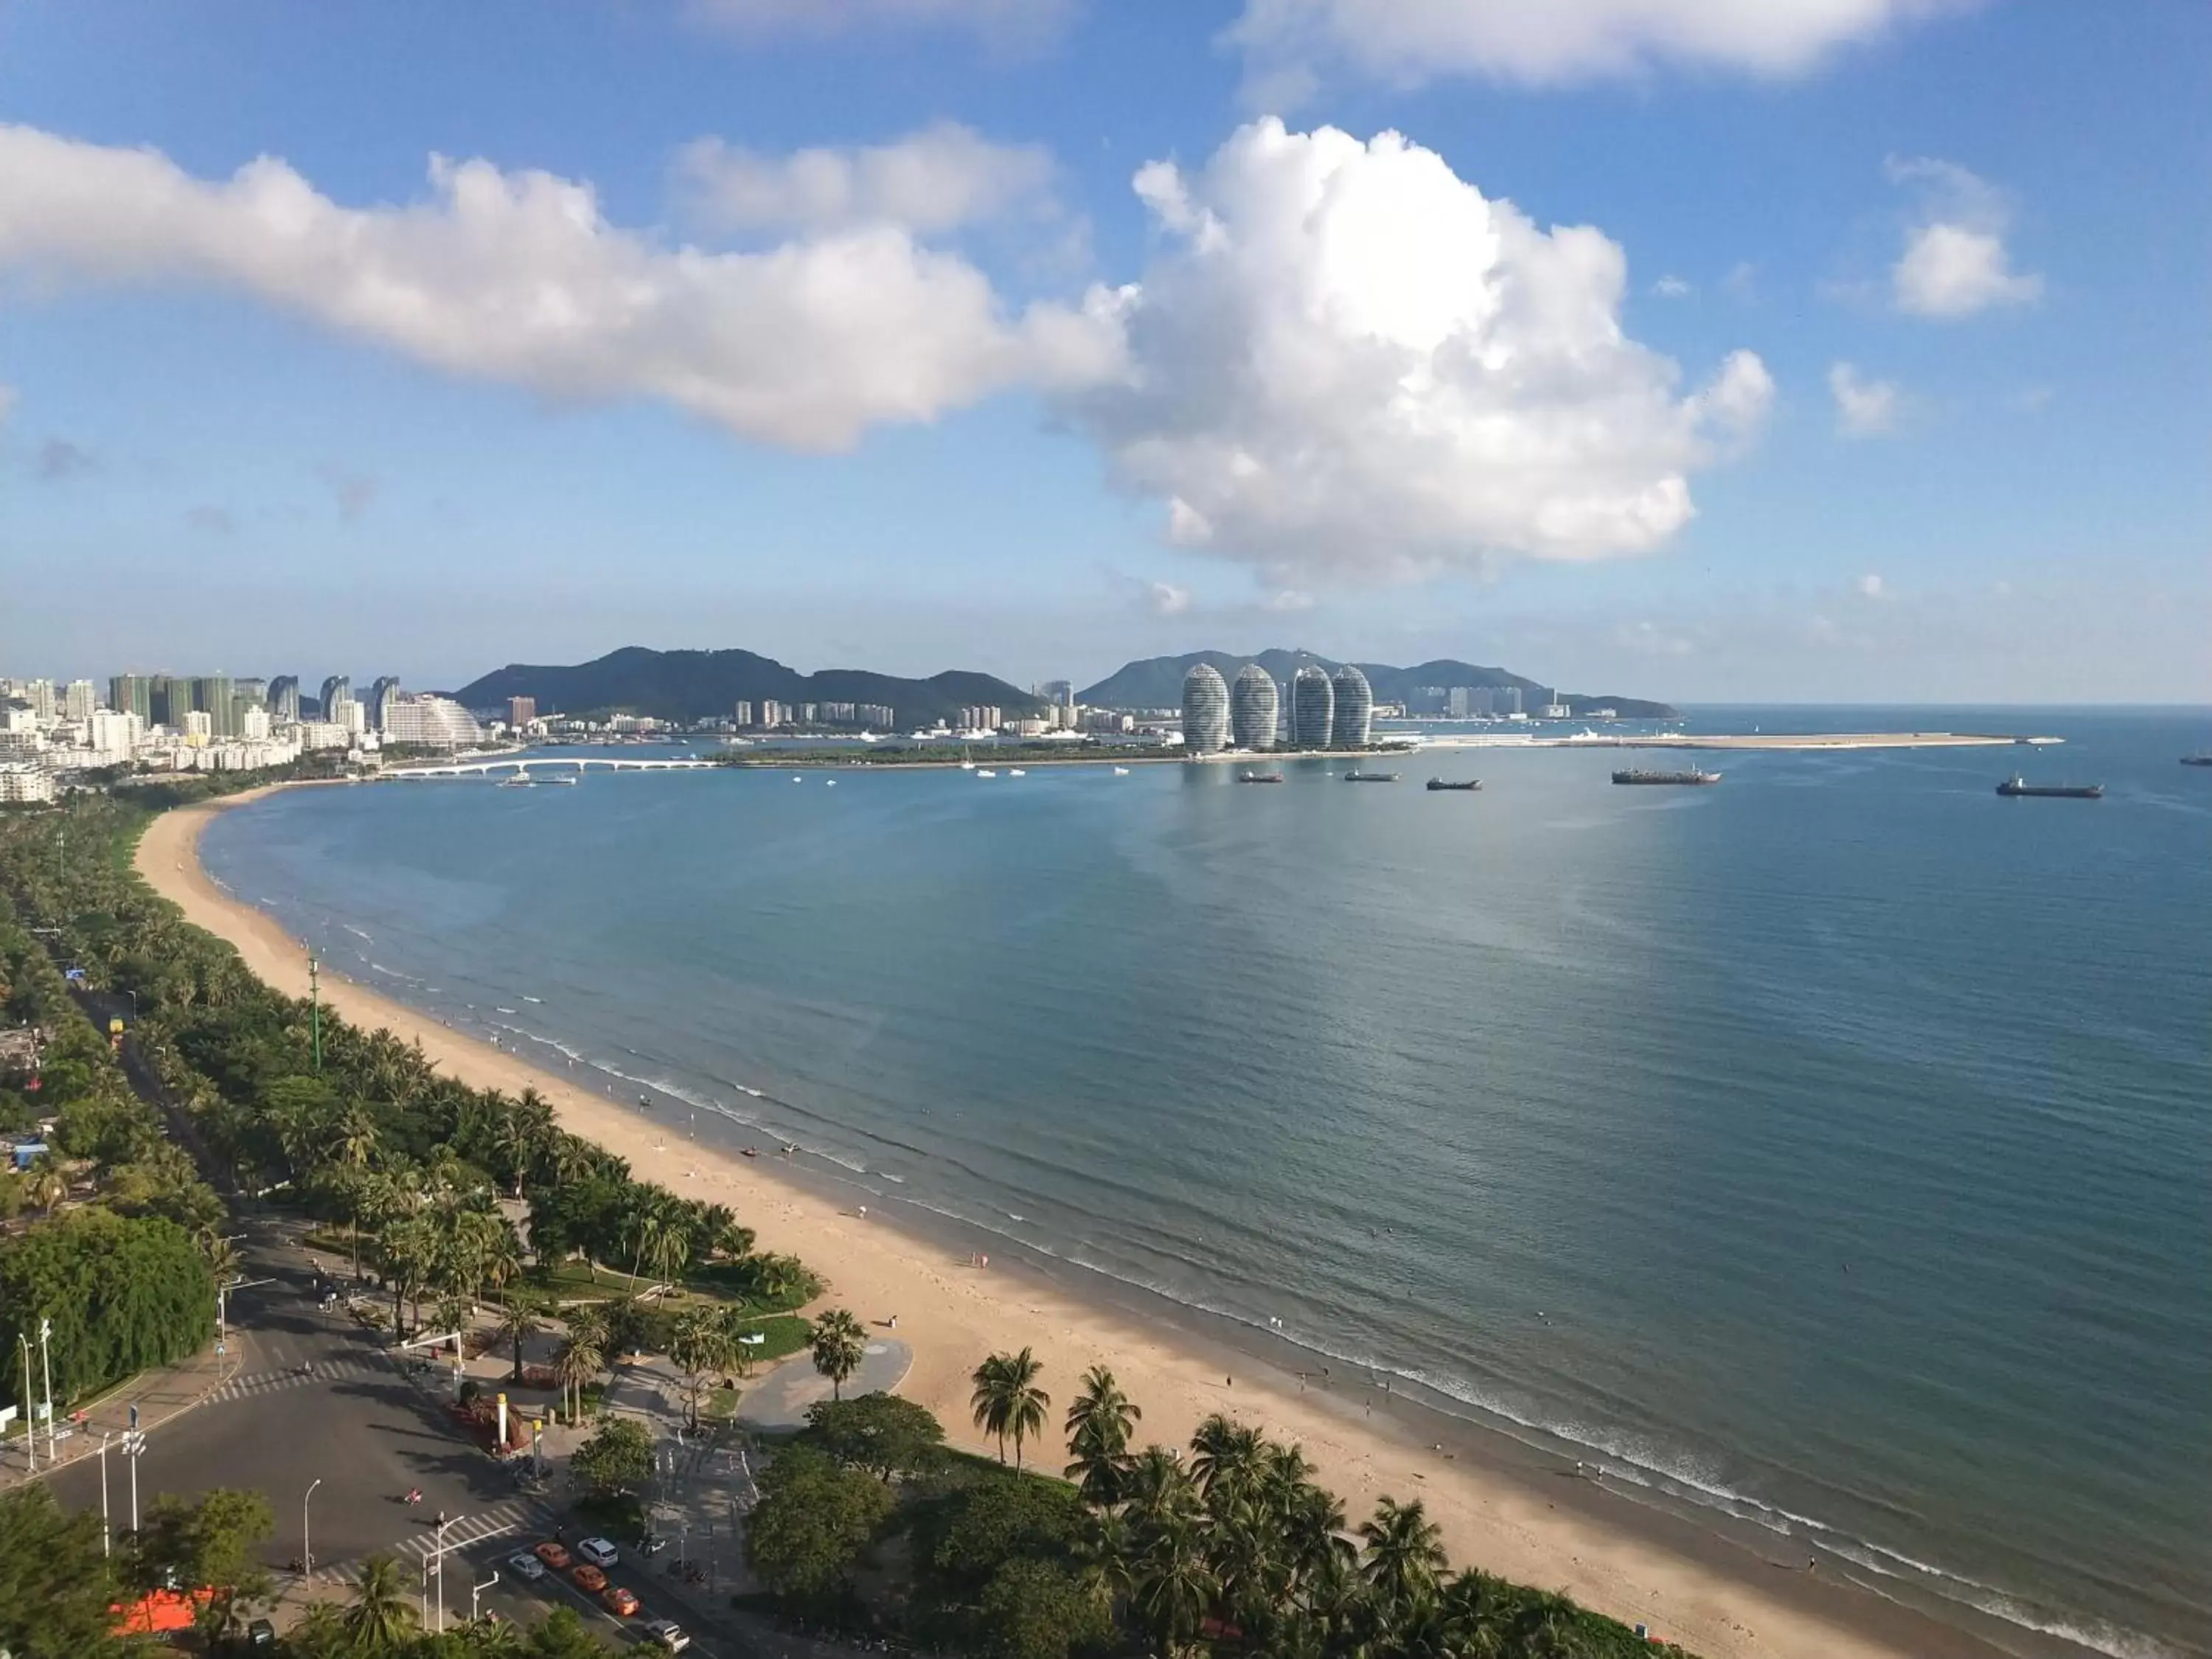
[1330,664,1374,750]
[1290,666,1335,749]
[1181,664,1230,754]
[1230,664,1279,751]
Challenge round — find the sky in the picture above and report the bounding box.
[1,0,2205,703]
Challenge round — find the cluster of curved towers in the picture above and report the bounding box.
[1182,661,1373,754]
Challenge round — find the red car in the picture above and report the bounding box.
[602,1585,641,1617]
[532,1540,571,1572]
[571,1563,608,1596]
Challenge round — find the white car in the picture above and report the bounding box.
[506,1551,546,1582]
[574,1536,619,1569]
[643,1620,692,1652]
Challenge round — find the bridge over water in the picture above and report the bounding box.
[385,756,714,778]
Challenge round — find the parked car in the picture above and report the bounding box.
[643,1619,692,1652]
[507,1551,546,1582]
[532,1540,571,1572]
[571,1563,608,1595]
[576,1535,619,1568]
[602,1585,640,1618]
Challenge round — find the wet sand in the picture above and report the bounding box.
[137,787,2019,1659]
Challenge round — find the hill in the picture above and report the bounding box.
[1077,650,1677,720]
[452,647,1043,727]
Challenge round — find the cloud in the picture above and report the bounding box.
[0,123,1120,453]
[1886,156,2041,319]
[1062,119,1773,586]
[184,504,235,534]
[1857,572,1890,600]
[1828,362,1899,437]
[318,463,378,521]
[35,437,97,479]
[1145,580,1192,616]
[684,0,1076,52]
[1652,275,1693,299]
[1224,0,1967,97]
[672,124,1056,237]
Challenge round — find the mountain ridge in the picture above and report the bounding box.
[1077,650,1676,720]
[452,647,1043,726]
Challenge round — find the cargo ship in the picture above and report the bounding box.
[2182,754,2212,768]
[1425,779,1483,791]
[1996,776,2102,799]
[1238,771,1284,784]
[1343,771,1400,783]
[1612,768,1722,786]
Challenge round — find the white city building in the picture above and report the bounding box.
[0,762,55,802]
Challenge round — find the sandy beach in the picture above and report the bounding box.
[138,787,2007,1659]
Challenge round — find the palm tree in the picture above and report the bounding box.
[670,1305,736,1428]
[1190,1412,1265,1501]
[334,1103,380,1171]
[809,1307,867,1402]
[377,1214,437,1340]
[341,1551,418,1651]
[642,1219,692,1290]
[195,1228,241,1287]
[1358,1496,1447,1613]
[552,1326,605,1425]
[1132,1512,1217,1658]
[970,1346,1049,1471]
[478,1220,525,1300]
[498,1292,546,1383]
[1064,1365,1141,1506]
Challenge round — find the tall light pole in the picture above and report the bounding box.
[122,1426,146,1533]
[18,1333,34,1472]
[97,1432,112,1555]
[302,1478,322,1576]
[307,953,322,1074]
[38,1316,55,1461]
[470,1569,498,1624]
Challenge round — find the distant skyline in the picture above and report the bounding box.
[2,3,2206,703]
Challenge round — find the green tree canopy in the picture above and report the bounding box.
[0,1484,133,1658]
[801,1391,947,1482]
[571,1413,655,1497]
[745,1443,895,1604]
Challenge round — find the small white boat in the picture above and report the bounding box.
[1008,768,1026,777]
[1112,766,1130,776]
[975,768,998,778]
[791,775,804,783]
[824,779,837,787]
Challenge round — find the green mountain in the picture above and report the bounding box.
[1077,650,1676,720]
[452,647,1043,727]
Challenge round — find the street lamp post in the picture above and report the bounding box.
[18,1333,34,1472]
[97,1433,112,1555]
[122,1427,146,1532]
[38,1316,55,1461]
[470,1570,498,1623]
[302,1478,322,1576]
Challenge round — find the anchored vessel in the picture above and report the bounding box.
[1425,779,1483,791]
[2182,754,2212,768]
[1996,776,2103,799]
[1343,771,1400,783]
[1238,771,1285,784]
[1612,768,1722,786]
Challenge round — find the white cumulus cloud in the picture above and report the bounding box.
[0,124,1119,452]
[1886,156,2041,319]
[1061,119,1773,584]
[672,123,1056,236]
[1828,361,1900,436]
[1225,0,1966,96]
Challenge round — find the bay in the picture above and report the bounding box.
[201,706,2212,1658]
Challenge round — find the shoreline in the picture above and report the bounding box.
[141,786,2029,1659]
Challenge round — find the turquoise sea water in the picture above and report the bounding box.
[202,708,2211,1658]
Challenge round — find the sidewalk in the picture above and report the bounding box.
[2,1332,240,1489]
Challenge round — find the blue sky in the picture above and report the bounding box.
[1,1,2205,703]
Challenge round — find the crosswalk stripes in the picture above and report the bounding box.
[313,1498,546,1588]
[204,1355,385,1404]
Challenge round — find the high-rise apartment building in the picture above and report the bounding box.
[507,696,538,727]
[1329,666,1374,750]
[63,680,97,720]
[1290,667,1334,748]
[366,676,402,733]
[319,675,350,720]
[733,700,754,727]
[1180,664,1229,754]
[266,676,302,723]
[1231,664,1279,751]
[190,675,235,737]
[183,709,213,745]
[110,675,156,723]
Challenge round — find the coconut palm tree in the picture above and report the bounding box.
[552,1326,605,1426]
[1190,1412,1265,1501]
[498,1291,546,1383]
[334,1103,380,1171]
[670,1305,736,1428]
[1064,1364,1141,1506]
[1358,1496,1447,1613]
[642,1218,692,1290]
[341,1551,417,1651]
[808,1307,867,1402]
[1132,1511,1217,1658]
[970,1346,1049,1471]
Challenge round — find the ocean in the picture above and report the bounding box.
[200,707,2212,1658]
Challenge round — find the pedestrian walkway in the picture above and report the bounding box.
[203,1357,386,1405]
[313,1496,548,1587]
[734,1339,911,1432]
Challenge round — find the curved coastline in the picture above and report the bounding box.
[142,785,2020,1659]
